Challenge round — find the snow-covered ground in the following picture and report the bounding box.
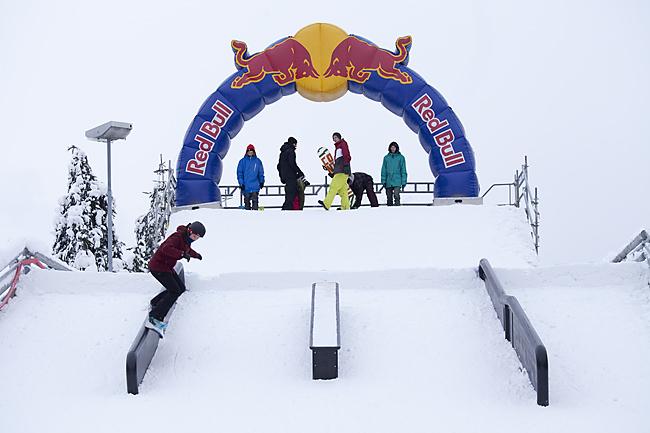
[0,206,649,433]
[168,205,537,274]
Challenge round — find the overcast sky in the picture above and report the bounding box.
[1,0,648,264]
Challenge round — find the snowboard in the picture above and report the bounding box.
[317,146,355,205]
[144,316,167,338]
[318,146,336,174]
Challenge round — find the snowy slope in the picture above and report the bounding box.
[0,207,649,433]
[0,262,648,433]
[168,205,537,275]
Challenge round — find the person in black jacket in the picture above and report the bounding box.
[347,172,379,209]
[277,136,307,210]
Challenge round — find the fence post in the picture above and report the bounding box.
[514,170,521,208]
[533,187,540,253]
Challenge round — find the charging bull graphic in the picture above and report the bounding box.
[324,35,412,84]
[231,38,319,88]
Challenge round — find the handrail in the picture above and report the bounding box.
[478,258,549,406]
[0,248,72,311]
[481,157,540,253]
[0,258,47,310]
[612,230,649,264]
[519,156,540,253]
[480,182,518,206]
[1,247,73,274]
[219,177,439,208]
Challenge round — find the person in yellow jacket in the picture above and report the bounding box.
[318,132,352,210]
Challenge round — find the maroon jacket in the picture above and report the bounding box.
[148,225,201,272]
[333,139,352,175]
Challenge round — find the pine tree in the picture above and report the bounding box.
[53,146,124,271]
[130,156,176,272]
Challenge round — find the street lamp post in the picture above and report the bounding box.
[85,121,132,272]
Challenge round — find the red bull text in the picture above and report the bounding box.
[185,100,233,176]
[412,94,465,168]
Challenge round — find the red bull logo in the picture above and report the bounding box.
[231,38,319,88]
[323,35,412,84]
[186,100,233,176]
[177,23,480,206]
[412,93,465,168]
[229,28,413,95]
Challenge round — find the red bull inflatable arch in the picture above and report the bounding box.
[175,23,479,207]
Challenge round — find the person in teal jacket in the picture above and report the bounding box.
[381,141,407,206]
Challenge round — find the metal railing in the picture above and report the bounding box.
[481,156,540,253]
[478,259,549,406]
[612,230,649,264]
[219,175,438,209]
[216,156,541,252]
[0,248,73,311]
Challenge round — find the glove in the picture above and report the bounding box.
[195,253,202,261]
[239,185,245,191]
[402,185,406,189]
[303,180,310,187]
[259,183,264,189]
[322,165,329,171]
[183,252,191,262]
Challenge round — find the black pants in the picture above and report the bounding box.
[386,186,401,206]
[244,191,259,210]
[150,271,186,321]
[353,178,379,208]
[282,180,298,210]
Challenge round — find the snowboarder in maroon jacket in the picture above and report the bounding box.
[146,221,205,335]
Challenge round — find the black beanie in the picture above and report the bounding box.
[288,136,297,145]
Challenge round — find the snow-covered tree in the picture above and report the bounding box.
[129,156,176,272]
[52,146,124,271]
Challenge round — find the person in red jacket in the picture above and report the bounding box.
[146,221,205,336]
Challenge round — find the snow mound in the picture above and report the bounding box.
[168,205,537,276]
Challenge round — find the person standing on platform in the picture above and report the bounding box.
[237,144,265,210]
[319,132,352,210]
[381,141,407,206]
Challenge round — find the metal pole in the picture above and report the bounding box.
[514,170,520,207]
[534,187,539,254]
[106,138,114,272]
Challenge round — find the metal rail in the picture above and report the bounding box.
[478,259,549,406]
[612,230,649,264]
[0,248,73,311]
[126,262,185,395]
[481,156,540,253]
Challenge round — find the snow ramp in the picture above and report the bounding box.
[1,260,649,432]
[1,206,649,432]
[166,205,537,275]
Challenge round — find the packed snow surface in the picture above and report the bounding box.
[168,206,537,274]
[1,206,649,433]
[310,282,339,347]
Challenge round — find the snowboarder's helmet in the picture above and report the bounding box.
[188,221,206,237]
